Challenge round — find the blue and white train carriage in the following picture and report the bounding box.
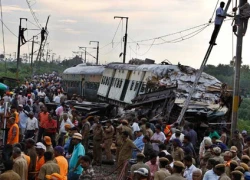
[62,63,105,101]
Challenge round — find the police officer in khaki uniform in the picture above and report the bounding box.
[154,157,171,180]
[81,117,91,153]
[130,153,150,180]
[215,164,231,180]
[164,161,186,180]
[103,120,114,160]
[93,122,104,165]
[116,126,123,161]
[121,120,133,139]
[231,170,243,180]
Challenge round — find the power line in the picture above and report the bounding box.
[0,18,18,37]
[26,0,42,29]
[112,19,122,44]
[27,19,41,29]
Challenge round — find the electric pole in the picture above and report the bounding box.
[89,41,99,65]
[31,35,37,76]
[79,47,87,63]
[114,16,128,64]
[231,0,244,133]
[16,18,27,79]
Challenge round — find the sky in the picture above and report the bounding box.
[0,0,248,68]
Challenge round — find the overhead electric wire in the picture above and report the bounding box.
[0,19,18,37]
[26,0,42,29]
[111,19,122,45]
[27,19,41,29]
[128,22,213,44]
[101,41,121,55]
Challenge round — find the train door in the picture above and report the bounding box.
[120,70,132,101]
[81,76,85,97]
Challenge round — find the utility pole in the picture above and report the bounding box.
[231,0,244,133]
[114,16,128,64]
[16,18,27,79]
[31,35,37,76]
[79,47,87,63]
[89,41,99,65]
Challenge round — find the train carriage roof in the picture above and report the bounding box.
[63,64,105,75]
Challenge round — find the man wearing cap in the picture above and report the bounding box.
[215,164,231,180]
[121,119,133,139]
[36,142,46,173]
[140,118,147,136]
[154,157,171,180]
[231,130,244,158]
[241,155,250,165]
[183,155,197,180]
[43,136,54,153]
[118,131,141,172]
[171,138,184,162]
[7,117,19,145]
[165,161,186,180]
[64,127,78,157]
[103,120,114,160]
[134,168,149,180]
[130,153,150,180]
[230,146,241,163]
[25,112,38,139]
[132,129,144,159]
[231,170,243,180]
[12,147,28,180]
[241,130,248,145]
[68,133,85,179]
[92,121,104,166]
[170,129,184,143]
[38,151,60,180]
[212,147,224,163]
[224,151,232,176]
[54,146,68,180]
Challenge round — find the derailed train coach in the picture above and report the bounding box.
[97,62,230,123]
[62,63,105,101]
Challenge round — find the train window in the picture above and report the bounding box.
[140,83,146,92]
[130,81,134,90]
[105,77,109,85]
[107,77,110,85]
[119,80,123,88]
[113,78,117,87]
[134,81,140,91]
[116,79,120,88]
[111,78,114,86]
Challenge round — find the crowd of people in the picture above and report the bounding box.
[0,73,250,180]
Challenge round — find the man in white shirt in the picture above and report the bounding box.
[131,119,140,134]
[150,124,166,153]
[170,129,184,143]
[58,113,74,145]
[209,2,226,45]
[183,155,197,180]
[25,112,38,139]
[53,93,60,104]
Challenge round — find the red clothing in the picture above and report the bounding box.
[39,112,49,128]
[44,119,57,133]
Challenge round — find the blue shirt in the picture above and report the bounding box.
[64,137,72,153]
[203,169,219,180]
[215,7,224,25]
[19,111,28,129]
[132,135,144,159]
[69,143,85,174]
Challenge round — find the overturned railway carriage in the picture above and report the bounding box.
[62,64,105,101]
[97,63,228,123]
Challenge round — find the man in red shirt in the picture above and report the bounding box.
[44,114,57,146]
[37,106,49,142]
